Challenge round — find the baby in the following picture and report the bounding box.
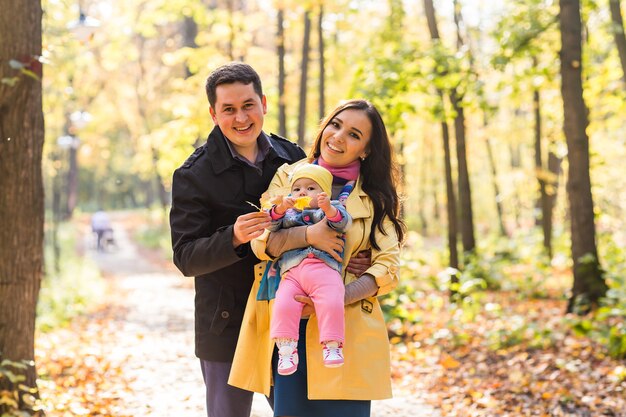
[267,163,351,375]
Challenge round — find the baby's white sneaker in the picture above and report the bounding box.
[322,341,344,368]
[277,345,299,375]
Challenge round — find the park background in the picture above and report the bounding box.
[1,0,626,416]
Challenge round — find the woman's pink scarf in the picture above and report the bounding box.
[317,156,360,181]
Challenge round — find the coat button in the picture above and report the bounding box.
[221,311,230,319]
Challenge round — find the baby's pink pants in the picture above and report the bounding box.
[270,256,345,344]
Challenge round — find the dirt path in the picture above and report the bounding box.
[79,213,440,417]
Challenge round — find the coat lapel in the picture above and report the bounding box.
[345,176,370,219]
[206,126,237,175]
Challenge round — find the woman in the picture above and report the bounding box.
[229,99,405,416]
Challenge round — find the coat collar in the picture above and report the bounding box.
[206,126,292,175]
[345,175,370,219]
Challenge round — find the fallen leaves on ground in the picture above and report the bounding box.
[389,293,626,416]
[36,303,135,417]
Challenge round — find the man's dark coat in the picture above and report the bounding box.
[170,126,305,361]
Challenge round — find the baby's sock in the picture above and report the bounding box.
[275,338,297,351]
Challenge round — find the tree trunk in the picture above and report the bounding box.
[449,1,476,254]
[59,112,79,219]
[432,179,441,223]
[0,0,44,405]
[297,10,312,147]
[277,8,287,137]
[424,0,459,271]
[418,135,430,236]
[441,115,459,270]
[453,0,464,49]
[135,34,167,211]
[424,0,440,39]
[484,134,507,237]
[609,0,626,84]
[533,84,551,251]
[182,15,198,78]
[318,5,326,121]
[532,82,560,258]
[66,144,79,218]
[533,85,544,221]
[182,15,202,155]
[431,145,441,224]
[397,136,406,219]
[450,90,476,253]
[51,156,62,274]
[559,0,607,313]
[509,142,523,228]
[545,148,562,258]
[226,0,236,61]
[151,146,168,211]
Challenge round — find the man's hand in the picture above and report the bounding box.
[346,249,372,276]
[295,295,315,318]
[232,211,271,248]
[305,220,344,262]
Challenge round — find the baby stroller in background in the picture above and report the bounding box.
[96,227,116,252]
[91,210,116,252]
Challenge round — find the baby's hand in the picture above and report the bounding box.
[274,196,296,214]
[317,192,331,212]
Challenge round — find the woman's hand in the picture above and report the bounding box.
[295,295,315,317]
[346,249,372,276]
[305,220,344,261]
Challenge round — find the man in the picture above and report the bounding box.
[170,62,346,417]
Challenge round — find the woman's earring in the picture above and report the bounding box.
[360,155,367,161]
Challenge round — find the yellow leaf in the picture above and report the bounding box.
[439,353,460,369]
[470,390,483,400]
[259,192,272,210]
[259,193,284,210]
[270,195,284,207]
[293,196,312,210]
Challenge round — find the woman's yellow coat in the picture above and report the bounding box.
[228,159,400,400]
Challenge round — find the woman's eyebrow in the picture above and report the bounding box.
[351,126,363,136]
[335,116,363,136]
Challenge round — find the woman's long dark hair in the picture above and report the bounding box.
[310,99,406,250]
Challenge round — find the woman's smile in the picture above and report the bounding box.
[326,142,343,153]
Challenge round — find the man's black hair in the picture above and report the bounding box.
[205,62,263,108]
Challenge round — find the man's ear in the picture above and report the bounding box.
[262,95,267,114]
[209,106,218,124]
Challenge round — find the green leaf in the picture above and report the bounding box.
[1,359,29,370]
[572,319,592,336]
[17,384,38,394]
[20,68,41,81]
[1,77,19,86]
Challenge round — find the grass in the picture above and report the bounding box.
[37,220,106,332]
[128,208,172,262]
